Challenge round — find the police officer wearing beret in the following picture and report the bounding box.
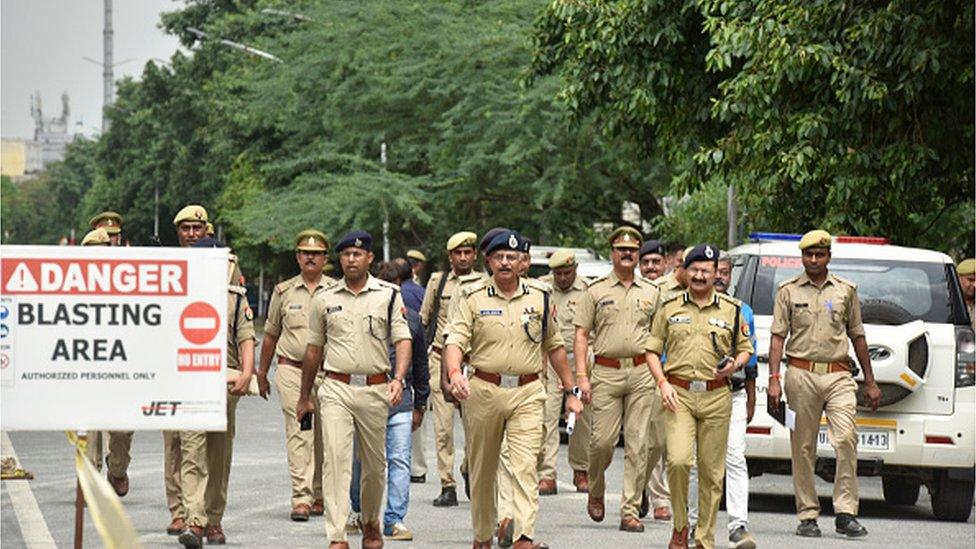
[257,230,336,521]
[767,230,881,539]
[420,231,481,507]
[574,226,661,532]
[537,249,592,494]
[296,230,412,549]
[638,239,668,281]
[445,230,583,549]
[645,244,753,549]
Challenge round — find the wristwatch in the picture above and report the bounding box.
[393,377,406,389]
[564,386,582,399]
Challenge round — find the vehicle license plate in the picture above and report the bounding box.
[818,428,891,451]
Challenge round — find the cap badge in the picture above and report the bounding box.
[194,210,203,220]
[622,233,632,242]
[705,246,714,259]
[508,234,518,248]
[354,238,363,247]
[308,237,316,245]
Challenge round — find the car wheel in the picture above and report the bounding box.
[931,470,975,522]
[882,475,920,505]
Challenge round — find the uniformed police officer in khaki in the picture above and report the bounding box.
[645,243,753,549]
[537,249,592,494]
[574,226,660,532]
[90,211,123,246]
[295,230,411,549]
[420,231,479,507]
[163,205,211,537]
[177,217,257,548]
[444,230,583,549]
[767,229,881,539]
[257,230,336,521]
[637,239,673,521]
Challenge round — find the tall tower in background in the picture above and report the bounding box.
[102,0,114,132]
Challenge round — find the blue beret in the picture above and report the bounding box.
[191,237,223,248]
[485,230,525,255]
[479,227,509,252]
[683,243,719,269]
[639,239,665,258]
[335,230,372,253]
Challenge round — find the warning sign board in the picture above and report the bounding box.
[0,245,230,431]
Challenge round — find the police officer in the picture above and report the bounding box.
[295,230,411,549]
[89,211,123,246]
[574,226,660,532]
[537,249,592,494]
[407,249,428,284]
[86,212,137,498]
[958,259,975,326]
[444,230,583,549]
[177,221,257,548]
[637,238,672,520]
[645,243,753,549]
[638,239,668,281]
[257,230,335,521]
[420,231,480,507]
[767,230,881,538]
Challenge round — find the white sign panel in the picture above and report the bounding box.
[0,245,229,431]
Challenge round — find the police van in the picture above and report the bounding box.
[729,233,975,522]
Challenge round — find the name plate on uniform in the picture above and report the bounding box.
[818,428,892,452]
[0,245,230,431]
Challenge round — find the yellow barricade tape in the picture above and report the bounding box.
[67,432,142,549]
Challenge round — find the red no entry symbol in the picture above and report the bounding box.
[179,302,220,345]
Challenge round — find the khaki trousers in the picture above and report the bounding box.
[429,351,461,488]
[180,393,240,527]
[163,431,184,519]
[106,431,133,478]
[666,386,731,549]
[642,386,670,507]
[319,378,389,543]
[463,376,546,543]
[587,363,653,519]
[274,364,324,506]
[538,358,592,480]
[785,367,859,519]
[496,435,514,522]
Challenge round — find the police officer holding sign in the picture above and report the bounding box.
[767,229,881,538]
[296,230,411,549]
[444,230,583,549]
[645,244,753,549]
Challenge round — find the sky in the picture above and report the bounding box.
[1,0,183,139]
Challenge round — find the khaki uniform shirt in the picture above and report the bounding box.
[446,278,563,375]
[226,259,255,370]
[646,290,753,380]
[657,272,685,301]
[573,271,660,359]
[770,271,865,363]
[442,272,490,350]
[539,274,589,349]
[308,275,411,374]
[264,274,336,361]
[421,270,469,345]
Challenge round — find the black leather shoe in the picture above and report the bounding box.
[410,474,426,483]
[835,514,868,537]
[433,487,458,507]
[638,489,650,518]
[796,519,821,537]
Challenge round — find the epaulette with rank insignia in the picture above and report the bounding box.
[524,277,552,293]
[457,272,483,285]
[661,292,684,306]
[460,279,489,298]
[717,293,741,308]
[585,274,609,287]
[830,273,857,289]
[375,278,399,291]
[777,275,800,289]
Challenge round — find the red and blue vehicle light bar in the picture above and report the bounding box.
[748,232,889,245]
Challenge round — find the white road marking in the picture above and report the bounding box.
[1,431,57,548]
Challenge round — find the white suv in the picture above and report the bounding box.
[729,233,975,522]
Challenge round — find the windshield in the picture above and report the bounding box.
[743,256,954,323]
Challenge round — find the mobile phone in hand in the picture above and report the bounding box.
[300,412,313,431]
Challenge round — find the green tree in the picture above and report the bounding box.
[532,0,974,253]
